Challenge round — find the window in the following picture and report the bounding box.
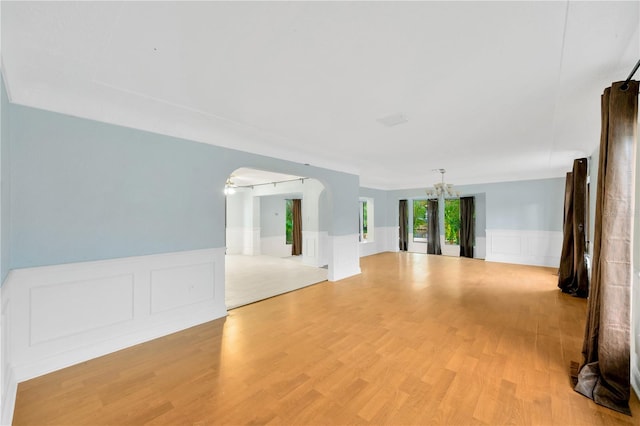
[359,198,374,242]
[359,200,368,241]
[444,198,460,245]
[285,199,293,244]
[413,200,428,242]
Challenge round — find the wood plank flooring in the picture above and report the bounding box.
[13,252,640,425]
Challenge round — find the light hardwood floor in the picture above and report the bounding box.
[13,252,640,425]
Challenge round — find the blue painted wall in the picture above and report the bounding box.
[3,93,564,272]
[359,187,390,227]
[8,103,359,270]
[260,193,302,238]
[386,177,564,236]
[465,178,564,232]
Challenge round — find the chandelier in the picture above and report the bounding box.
[426,169,461,198]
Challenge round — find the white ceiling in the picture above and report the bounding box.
[1,1,638,189]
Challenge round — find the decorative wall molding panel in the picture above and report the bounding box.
[302,231,328,267]
[485,229,562,267]
[1,248,226,424]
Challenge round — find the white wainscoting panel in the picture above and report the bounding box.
[390,226,400,252]
[475,237,487,259]
[407,233,427,254]
[246,227,260,256]
[1,248,226,425]
[358,241,376,258]
[328,234,361,281]
[441,236,487,259]
[30,274,134,345]
[359,227,396,257]
[485,229,562,267]
[226,227,261,256]
[406,233,486,259]
[261,236,291,258]
[225,227,244,255]
[1,289,15,426]
[302,231,328,267]
[150,262,215,314]
[440,235,459,257]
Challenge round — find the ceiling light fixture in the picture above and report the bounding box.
[224,177,236,195]
[426,169,461,198]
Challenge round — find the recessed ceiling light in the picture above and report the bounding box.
[376,113,408,127]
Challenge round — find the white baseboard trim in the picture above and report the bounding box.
[1,248,227,425]
[485,229,562,267]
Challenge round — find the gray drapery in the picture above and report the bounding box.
[292,199,302,256]
[427,199,441,255]
[558,158,589,298]
[459,197,474,258]
[574,80,637,415]
[399,200,408,251]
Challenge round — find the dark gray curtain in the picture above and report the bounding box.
[574,80,637,415]
[558,158,589,297]
[459,197,474,258]
[291,199,302,256]
[399,200,408,251]
[427,199,441,255]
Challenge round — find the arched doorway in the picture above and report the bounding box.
[224,167,329,308]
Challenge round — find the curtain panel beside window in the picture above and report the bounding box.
[459,197,475,258]
[399,200,408,251]
[558,158,589,298]
[574,80,637,416]
[427,199,441,255]
[292,199,302,256]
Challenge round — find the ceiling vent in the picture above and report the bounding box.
[376,113,408,127]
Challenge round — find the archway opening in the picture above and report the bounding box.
[224,167,329,309]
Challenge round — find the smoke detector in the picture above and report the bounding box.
[376,113,408,127]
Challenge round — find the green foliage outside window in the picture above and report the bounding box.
[413,200,428,241]
[285,199,293,244]
[361,201,368,240]
[444,198,460,245]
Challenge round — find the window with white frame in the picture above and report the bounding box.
[359,198,374,242]
[413,199,428,242]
